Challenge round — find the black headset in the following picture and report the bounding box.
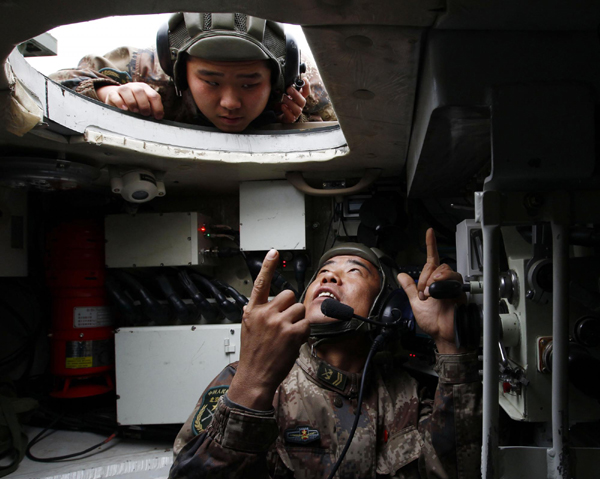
[156,20,175,78]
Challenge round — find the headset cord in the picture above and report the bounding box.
[326,333,387,479]
[26,413,118,463]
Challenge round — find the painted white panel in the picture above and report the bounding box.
[115,324,241,425]
[239,180,306,251]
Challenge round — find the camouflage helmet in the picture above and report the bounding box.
[301,243,400,337]
[157,12,286,96]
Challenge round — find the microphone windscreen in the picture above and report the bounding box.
[321,299,354,322]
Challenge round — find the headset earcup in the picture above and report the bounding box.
[284,31,301,89]
[380,288,414,330]
[156,21,174,77]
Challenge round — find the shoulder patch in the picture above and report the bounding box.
[98,67,132,85]
[191,385,229,435]
[317,362,348,391]
[285,425,320,445]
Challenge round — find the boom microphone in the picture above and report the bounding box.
[321,297,406,329]
[321,299,355,322]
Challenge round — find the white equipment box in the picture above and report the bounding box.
[239,180,306,251]
[105,212,213,268]
[115,324,241,425]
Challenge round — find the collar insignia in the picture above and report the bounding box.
[317,362,348,391]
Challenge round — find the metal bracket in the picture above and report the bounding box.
[224,338,236,355]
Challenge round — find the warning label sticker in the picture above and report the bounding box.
[73,306,113,328]
[65,340,113,369]
[66,357,93,369]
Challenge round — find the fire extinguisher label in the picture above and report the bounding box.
[65,340,114,369]
[73,307,113,328]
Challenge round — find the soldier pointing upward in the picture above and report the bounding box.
[170,229,482,478]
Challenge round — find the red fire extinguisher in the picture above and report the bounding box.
[46,219,114,398]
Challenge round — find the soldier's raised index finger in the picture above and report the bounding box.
[246,249,279,309]
[426,228,440,266]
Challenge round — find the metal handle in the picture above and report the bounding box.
[285,169,382,197]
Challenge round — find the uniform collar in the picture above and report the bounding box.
[296,343,367,399]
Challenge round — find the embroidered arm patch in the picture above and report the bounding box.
[98,67,132,85]
[191,386,229,435]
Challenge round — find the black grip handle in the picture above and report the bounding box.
[429,280,466,299]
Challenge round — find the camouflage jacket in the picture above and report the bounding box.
[49,47,337,127]
[169,344,482,479]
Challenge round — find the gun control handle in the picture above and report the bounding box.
[429,280,469,299]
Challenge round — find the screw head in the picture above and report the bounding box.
[524,193,544,209]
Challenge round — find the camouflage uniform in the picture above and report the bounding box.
[170,343,482,479]
[49,47,337,127]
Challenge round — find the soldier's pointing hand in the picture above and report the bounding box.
[397,228,466,354]
[228,249,310,410]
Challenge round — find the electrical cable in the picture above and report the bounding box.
[0,298,33,336]
[209,234,236,241]
[212,279,249,308]
[26,407,119,463]
[331,202,343,249]
[340,214,350,238]
[321,200,336,257]
[329,226,339,250]
[325,337,382,479]
[178,270,219,322]
[320,298,399,478]
[156,274,192,324]
[0,342,30,367]
[191,273,242,322]
[434,197,462,227]
[26,428,118,462]
[115,271,168,325]
[0,291,36,366]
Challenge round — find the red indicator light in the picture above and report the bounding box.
[199,225,207,232]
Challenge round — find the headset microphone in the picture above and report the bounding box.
[320,298,405,328]
[321,299,355,322]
